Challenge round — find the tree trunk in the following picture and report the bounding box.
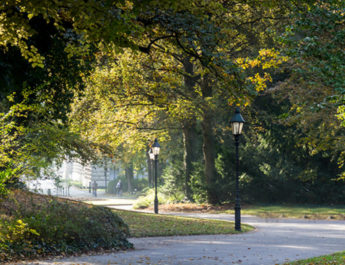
[201,111,218,204]
[182,120,198,201]
[125,163,134,192]
[201,73,218,204]
[182,57,199,201]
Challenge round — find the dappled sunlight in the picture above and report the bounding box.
[273,245,316,250]
[1,1,345,264]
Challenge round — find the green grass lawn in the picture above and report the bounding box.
[112,209,254,237]
[284,251,345,264]
[235,205,345,220]
[156,203,345,220]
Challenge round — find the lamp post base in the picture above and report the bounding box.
[154,198,159,214]
[235,205,241,231]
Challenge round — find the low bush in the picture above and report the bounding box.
[133,188,185,209]
[107,178,148,194]
[0,189,132,262]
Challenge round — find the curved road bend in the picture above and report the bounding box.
[18,212,345,265]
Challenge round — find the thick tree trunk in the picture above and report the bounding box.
[182,120,198,201]
[201,73,218,204]
[125,163,134,192]
[182,57,199,201]
[201,111,218,204]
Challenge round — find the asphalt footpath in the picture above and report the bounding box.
[13,189,345,265]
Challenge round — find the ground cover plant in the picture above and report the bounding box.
[284,251,345,265]
[112,209,253,237]
[0,190,132,262]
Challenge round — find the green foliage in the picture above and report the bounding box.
[69,1,294,206]
[0,0,181,65]
[160,160,186,200]
[133,189,157,209]
[0,0,188,195]
[284,1,345,97]
[0,219,40,259]
[0,167,19,196]
[189,153,236,204]
[277,0,345,174]
[0,93,99,187]
[107,178,148,194]
[234,118,345,204]
[106,179,118,194]
[0,9,99,193]
[133,188,185,209]
[245,90,345,204]
[0,190,132,262]
[2,0,344,208]
[190,161,208,203]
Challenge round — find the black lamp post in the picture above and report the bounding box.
[230,107,245,231]
[152,138,161,214]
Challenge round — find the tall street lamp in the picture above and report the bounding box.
[230,107,245,231]
[152,138,161,214]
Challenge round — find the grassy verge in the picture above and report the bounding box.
[284,251,345,264]
[155,203,345,220]
[112,209,254,237]
[238,205,345,220]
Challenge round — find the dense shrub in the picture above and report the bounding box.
[107,179,120,194]
[107,178,148,194]
[0,189,132,262]
[189,162,208,203]
[133,188,185,209]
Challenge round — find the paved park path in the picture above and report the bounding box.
[18,189,345,265]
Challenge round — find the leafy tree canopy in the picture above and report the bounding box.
[274,0,345,176]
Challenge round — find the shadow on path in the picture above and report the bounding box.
[19,197,345,265]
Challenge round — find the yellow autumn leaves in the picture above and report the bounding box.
[236,48,289,92]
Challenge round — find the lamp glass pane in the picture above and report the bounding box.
[149,151,155,160]
[152,147,160,155]
[239,122,244,134]
[232,122,240,135]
